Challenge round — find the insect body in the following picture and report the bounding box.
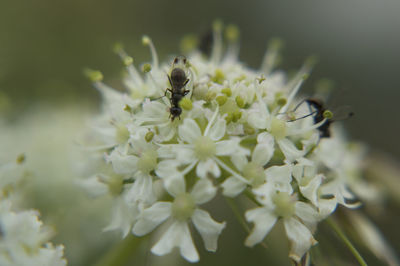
[296,98,353,138]
[166,56,190,121]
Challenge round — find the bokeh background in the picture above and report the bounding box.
[0,0,399,265]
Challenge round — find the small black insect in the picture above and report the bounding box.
[291,98,354,138]
[165,56,190,121]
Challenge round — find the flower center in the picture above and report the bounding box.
[272,192,295,219]
[171,193,196,221]
[270,117,287,140]
[242,162,265,187]
[115,124,130,144]
[194,136,216,161]
[137,149,158,174]
[108,174,124,196]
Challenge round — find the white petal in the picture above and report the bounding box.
[164,175,186,198]
[124,174,156,205]
[106,150,138,174]
[77,175,108,197]
[300,174,322,207]
[283,218,317,263]
[231,154,248,171]
[318,198,337,218]
[257,132,274,144]
[151,221,199,263]
[192,209,226,252]
[265,165,293,193]
[277,138,306,163]
[215,140,240,156]
[178,118,201,143]
[191,179,217,205]
[132,202,171,236]
[244,207,277,247]
[252,142,273,166]
[221,176,247,197]
[207,118,226,141]
[104,198,139,238]
[155,159,181,179]
[196,159,221,179]
[294,202,319,230]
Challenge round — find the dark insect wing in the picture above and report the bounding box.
[329,105,354,122]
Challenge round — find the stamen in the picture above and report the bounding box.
[204,105,220,137]
[224,24,240,61]
[260,38,283,75]
[142,35,159,69]
[210,20,223,65]
[213,157,249,184]
[113,43,143,86]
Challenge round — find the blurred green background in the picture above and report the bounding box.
[1,0,399,265]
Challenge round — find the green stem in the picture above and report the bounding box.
[326,218,368,266]
[94,234,147,266]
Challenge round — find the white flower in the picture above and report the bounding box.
[245,182,319,262]
[0,200,67,266]
[158,108,249,180]
[132,178,225,262]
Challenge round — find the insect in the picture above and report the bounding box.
[289,98,354,138]
[165,56,190,121]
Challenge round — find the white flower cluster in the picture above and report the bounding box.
[81,24,368,263]
[0,156,67,266]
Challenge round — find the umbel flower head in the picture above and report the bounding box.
[80,22,375,263]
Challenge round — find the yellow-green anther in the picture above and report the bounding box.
[142,63,152,73]
[16,154,25,164]
[123,56,133,66]
[225,24,239,42]
[257,76,266,84]
[212,69,225,84]
[180,98,193,110]
[216,95,228,106]
[145,131,155,142]
[232,110,242,122]
[142,35,151,46]
[221,87,232,96]
[268,37,284,50]
[83,68,103,82]
[277,97,287,106]
[302,74,309,80]
[323,110,333,119]
[113,42,123,54]
[205,91,217,102]
[235,95,245,108]
[123,105,132,112]
[305,55,318,67]
[225,112,233,123]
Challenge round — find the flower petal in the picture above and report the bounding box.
[283,217,317,263]
[124,173,156,205]
[178,118,201,143]
[104,197,139,238]
[151,221,199,263]
[265,165,293,193]
[294,202,319,230]
[252,142,273,166]
[164,175,186,198]
[192,209,226,252]
[277,138,306,163]
[215,140,240,156]
[191,179,217,205]
[207,118,226,141]
[132,202,171,236]
[300,174,322,207]
[106,151,138,174]
[244,207,277,247]
[196,159,220,179]
[221,176,247,197]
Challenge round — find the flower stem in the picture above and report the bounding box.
[326,218,368,266]
[94,235,147,266]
